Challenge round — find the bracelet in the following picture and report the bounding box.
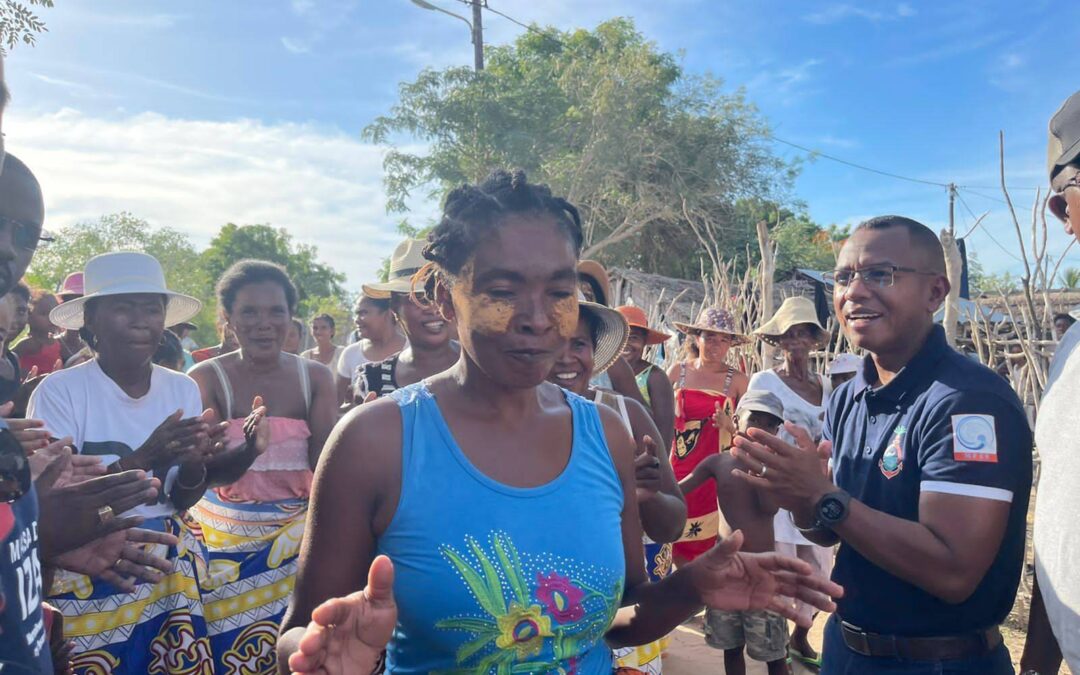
[175,463,208,490]
[789,509,827,535]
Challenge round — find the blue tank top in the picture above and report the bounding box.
[377,382,626,674]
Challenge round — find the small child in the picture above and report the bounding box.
[826,352,862,390]
[679,389,790,675]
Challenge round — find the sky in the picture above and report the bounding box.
[5,0,1080,290]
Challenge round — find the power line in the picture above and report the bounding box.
[958,187,1012,207]
[764,134,951,188]
[953,190,1023,262]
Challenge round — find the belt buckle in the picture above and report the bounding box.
[840,621,873,656]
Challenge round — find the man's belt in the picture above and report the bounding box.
[840,620,1003,660]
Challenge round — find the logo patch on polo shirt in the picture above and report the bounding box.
[952,414,998,463]
[879,424,906,479]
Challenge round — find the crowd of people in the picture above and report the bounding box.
[2,51,1079,675]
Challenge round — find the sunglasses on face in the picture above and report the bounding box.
[0,428,30,503]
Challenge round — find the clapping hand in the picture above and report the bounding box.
[689,530,842,627]
[28,437,107,487]
[242,396,269,456]
[732,422,835,513]
[0,401,50,455]
[53,526,178,592]
[35,449,162,560]
[633,435,663,504]
[124,410,210,471]
[288,555,397,675]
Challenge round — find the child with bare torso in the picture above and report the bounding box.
[679,390,791,675]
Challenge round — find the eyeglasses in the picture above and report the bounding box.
[0,216,49,251]
[824,265,937,288]
[0,428,31,503]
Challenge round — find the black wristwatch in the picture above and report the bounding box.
[814,490,851,530]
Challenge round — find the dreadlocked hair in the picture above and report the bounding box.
[420,169,584,284]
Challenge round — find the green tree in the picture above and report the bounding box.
[0,0,52,52]
[200,223,347,317]
[1060,267,1080,290]
[364,18,795,276]
[25,212,218,343]
[26,212,209,299]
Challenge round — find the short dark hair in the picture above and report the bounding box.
[290,317,304,333]
[743,409,783,430]
[579,307,602,348]
[216,260,298,316]
[2,154,40,196]
[9,282,30,303]
[855,215,946,273]
[424,169,584,277]
[154,329,184,368]
[29,288,55,307]
[1053,312,1076,326]
[312,313,335,331]
[361,296,391,313]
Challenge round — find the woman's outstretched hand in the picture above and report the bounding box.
[689,530,843,627]
[288,555,397,675]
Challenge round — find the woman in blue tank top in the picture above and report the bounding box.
[278,170,843,674]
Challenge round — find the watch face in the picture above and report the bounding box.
[821,497,844,520]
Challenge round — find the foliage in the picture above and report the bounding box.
[200,223,347,316]
[364,18,795,276]
[0,0,52,53]
[1060,267,1080,290]
[25,213,351,346]
[25,212,218,343]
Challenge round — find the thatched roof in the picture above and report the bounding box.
[608,267,705,324]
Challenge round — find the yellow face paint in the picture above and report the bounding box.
[553,295,579,339]
[450,266,515,336]
[449,264,581,338]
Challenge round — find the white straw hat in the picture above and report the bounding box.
[49,252,202,331]
[826,353,863,376]
[362,239,428,299]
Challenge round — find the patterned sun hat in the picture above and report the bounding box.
[672,306,748,344]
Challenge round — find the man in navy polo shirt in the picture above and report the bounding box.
[734,215,1032,673]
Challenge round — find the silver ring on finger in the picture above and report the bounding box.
[759,465,768,478]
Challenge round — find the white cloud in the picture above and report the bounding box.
[804,3,916,24]
[30,73,97,96]
[816,134,859,149]
[745,58,823,104]
[281,37,311,54]
[7,109,420,289]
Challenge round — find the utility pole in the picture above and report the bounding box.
[948,183,956,234]
[471,0,484,71]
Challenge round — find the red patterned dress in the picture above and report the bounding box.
[670,363,736,563]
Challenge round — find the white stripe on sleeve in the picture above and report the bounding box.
[920,480,1013,503]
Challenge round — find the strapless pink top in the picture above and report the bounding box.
[215,416,313,502]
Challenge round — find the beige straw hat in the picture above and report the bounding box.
[362,239,428,299]
[753,296,827,347]
[672,306,749,345]
[578,292,629,375]
[49,252,202,331]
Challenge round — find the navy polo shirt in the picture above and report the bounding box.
[824,325,1032,636]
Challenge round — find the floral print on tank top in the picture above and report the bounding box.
[434,531,623,672]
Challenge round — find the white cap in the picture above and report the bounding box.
[827,353,863,376]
